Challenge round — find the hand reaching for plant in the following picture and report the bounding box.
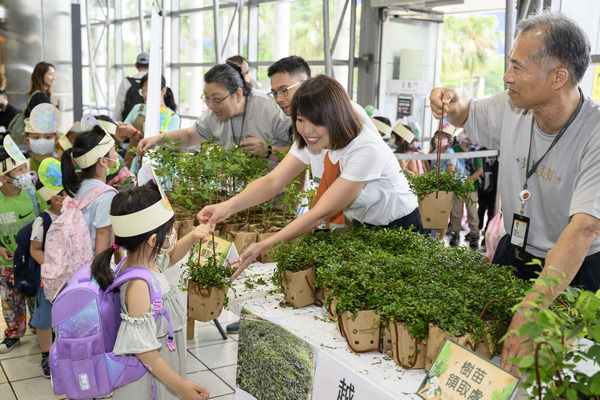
[240,133,268,157]
[500,310,529,376]
[192,224,211,244]
[197,202,233,230]
[229,242,267,280]
[177,379,210,400]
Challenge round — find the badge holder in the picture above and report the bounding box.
[510,190,531,250]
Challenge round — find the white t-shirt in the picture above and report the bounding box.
[74,179,117,254]
[465,90,600,257]
[289,104,418,226]
[30,210,59,243]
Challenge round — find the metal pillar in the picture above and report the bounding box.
[71,1,83,120]
[221,3,240,59]
[505,0,515,79]
[171,0,180,105]
[213,0,222,63]
[323,0,332,76]
[347,0,356,98]
[138,0,145,51]
[247,1,258,66]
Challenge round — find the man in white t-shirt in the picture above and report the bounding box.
[430,12,600,373]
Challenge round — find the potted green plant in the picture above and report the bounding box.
[404,168,475,229]
[272,239,320,308]
[180,238,234,322]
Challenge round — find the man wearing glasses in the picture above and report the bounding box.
[267,56,311,121]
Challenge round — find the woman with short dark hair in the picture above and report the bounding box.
[198,75,422,279]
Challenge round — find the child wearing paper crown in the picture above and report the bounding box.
[24,103,60,174]
[30,158,64,378]
[91,181,212,400]
[0,136,48,354]
[60,121,119,255]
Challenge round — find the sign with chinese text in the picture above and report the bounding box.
[417,340,519,400]
[397,96,413,119]
[192,235,237,266]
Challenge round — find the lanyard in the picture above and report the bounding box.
[230,94,249,145]
[520,88,584,212]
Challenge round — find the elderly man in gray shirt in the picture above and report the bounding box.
[430,11,600,374]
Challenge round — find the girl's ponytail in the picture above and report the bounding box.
[164,87,177,112]
[61,148,79,197]
[91,246,117,290]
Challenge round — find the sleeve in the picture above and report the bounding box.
[340,142,385,182]
[569,129,600,219]
[35,191,49,213]
[287,141,311,166]
[464,92,507,150]
[193,111,213,143]
[168,114,181,132]
[124,104,140,125]
[265,101,292,147]
[113,312,162,355]
[30,216,44,242]
[445,148,458,167]
[93,191,117,229]
[114,79,129,121]
[473,157,483,169]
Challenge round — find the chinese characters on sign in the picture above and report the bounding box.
[397,95,413,119]
[337,378,355,400]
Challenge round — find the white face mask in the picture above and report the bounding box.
[160,228,177,254]
[11,171,34,190]
[29,138,55,155]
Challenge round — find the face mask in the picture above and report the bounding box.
[108,160,121,175]
[160,228,177,254]
[436,139,449,148]
[11,171,34,190]
[29,138,56,155]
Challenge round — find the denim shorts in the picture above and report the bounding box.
[31,286,52,330]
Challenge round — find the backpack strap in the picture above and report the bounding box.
[79,184,118,210]
[27,188,40,217]
[107,265,177,352]
[24,90,42,113]
[40,212,53,250]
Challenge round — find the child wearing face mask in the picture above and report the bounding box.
[91,182,211,400]
[0,136,48,353]
[24,104,61,174]
[61,124,120,255]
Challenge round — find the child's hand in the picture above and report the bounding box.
[192,225,211,244]
[178,379,210,399]
[0,247,13,261]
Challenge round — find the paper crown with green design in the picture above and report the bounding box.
[110,164,174,238]
[1,135,27,175]
[25,103,61,134]
[37,158,63,201]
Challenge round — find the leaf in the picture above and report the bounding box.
[516,354,535,369]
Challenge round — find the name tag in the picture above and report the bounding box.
[510,214,530,250]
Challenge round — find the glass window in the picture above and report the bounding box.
[178,67,210,117]
[180,0,214,8]
[179,12,215,63]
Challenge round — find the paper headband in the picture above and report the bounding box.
[26,103,61,134]
[392,123,415,144]
[370,117,392,135]
[97,120,117,136]
[58,133,72,151]
[73,133,115,169]
[110,198,175,238]
[1,136,27,175]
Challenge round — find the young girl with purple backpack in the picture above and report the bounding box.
[91,182,211,400]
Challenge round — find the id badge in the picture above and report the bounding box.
[510,214,530,250]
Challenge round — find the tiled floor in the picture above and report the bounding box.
[0,308,240,400]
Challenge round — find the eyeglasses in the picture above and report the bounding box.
[201,92,232,106]
[268,81,302,98]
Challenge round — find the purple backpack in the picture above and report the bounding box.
[49,259,176,399]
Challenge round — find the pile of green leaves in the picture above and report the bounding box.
[273,227,528,349]
[179,247,233,297]
[405,168,475,203]
[148,139,308,226]
[512,273,600,399]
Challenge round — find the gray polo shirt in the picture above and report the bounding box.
[193,90,292,149]
[465,90,600,257]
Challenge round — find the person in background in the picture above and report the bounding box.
[372,115,391,137]
[54,122,81,160]
[430,11,600,373]
[30,160,64,378]
[23,104,61,174]
[477,147,499,250]
[0,137,47,353]
[0,90,20,131]
[137,63,291,160]
[393,124,426,174]
[114,52,149,121]
[226,55,252,88]
[448,130,483,249]
[24,62,55,118]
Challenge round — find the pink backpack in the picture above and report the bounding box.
[41,184,118,300]
[485,198,506,263]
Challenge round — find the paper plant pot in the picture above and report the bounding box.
[223,223,243,238]
[174,218,195,238]
[282,267,317,308]
[188,282,227,322]
[418,191,454,230]
[258,228,282,263]
[474,337,493,360]
[325,291,338,321]
[382,325,393,357]
[425,324,474,371]
[227,231,258,255]
[338,310,381,353]
[391,321,427,369]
